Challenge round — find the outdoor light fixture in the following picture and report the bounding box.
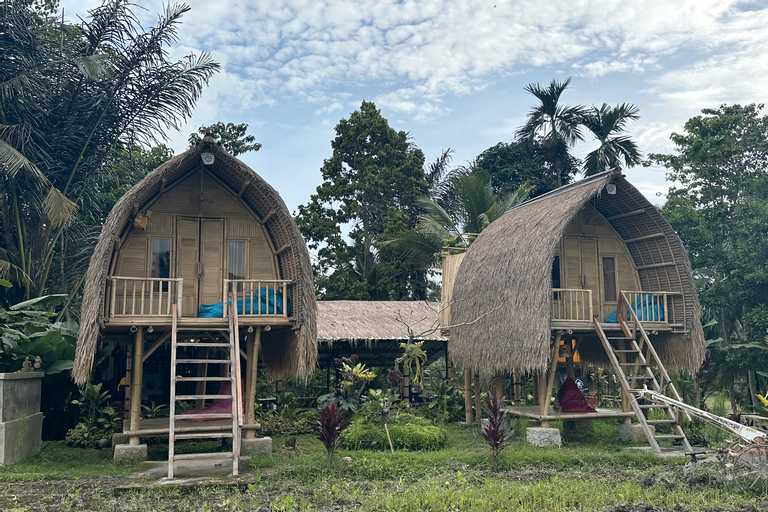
[606,184,617,194]
[201,152,215,165]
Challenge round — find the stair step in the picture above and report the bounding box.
[173,451,235,461]
[176,394,234,401]
[638,404,669,409]
[646,419,677,425]
[175,359,231,364]
[174,432,233,440]
[654,434,685,439]
[174,376,231,382]
[608,336,633,340]
[176,342,230,348]
[614,350,639,353]
[175,413,233,420]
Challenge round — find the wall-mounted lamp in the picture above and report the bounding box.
[201,152,215,165]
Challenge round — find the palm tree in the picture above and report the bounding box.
[383,165,532,269]
[516,77,585,187]
[582,103,641,176]
[0,0,219,304]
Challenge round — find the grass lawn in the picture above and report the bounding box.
[0,419,765,511]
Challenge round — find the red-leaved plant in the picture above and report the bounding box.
[317,402,351,460]
[478,393,514,457]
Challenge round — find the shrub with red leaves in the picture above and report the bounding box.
[317,402,351,459]
[478,393,514,457]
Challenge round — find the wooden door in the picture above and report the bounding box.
[563,236,600,319]
[199,219,223,307]
[176,218,224,316]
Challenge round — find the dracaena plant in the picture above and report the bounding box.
[478,393,514,457]
[317,402,351,460]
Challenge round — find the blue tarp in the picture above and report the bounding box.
[197,288,290,318]
[605,293,664,323]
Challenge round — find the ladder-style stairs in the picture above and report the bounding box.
[593,293,692,455]
[167,291,243,478]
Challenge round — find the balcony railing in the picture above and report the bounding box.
[222,279,292,318]
[551,288,593,321]
[108,276,183,318]
[620,291,678,324]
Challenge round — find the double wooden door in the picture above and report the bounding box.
[562,236,601,317]
[177,218,223,316]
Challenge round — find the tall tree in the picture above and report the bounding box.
[582,103,641,176]
[516,77,585,187]
[652,104,768,409]
[473,139,577,198]
[0,0,219,304]
[295,101,428,300]
[188,121,261,156]
[384,164,533,270]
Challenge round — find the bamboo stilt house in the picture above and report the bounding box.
[448,170,705,424]
[73,135,317,447]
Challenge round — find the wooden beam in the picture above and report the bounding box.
[244,327,261,439]
[259,210,276,225]
[142,332,171,363]
[129,328,144,445]
[275,244,291,256]
[543,333,562,425]
[464,368,472,424]
[622,232,664,244]
[473,373,481,424]
[159,178,167,194]
[605,209,644,221]
[635,262,676,270]
[238,181,249,198]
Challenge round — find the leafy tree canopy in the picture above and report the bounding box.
[295,101,428,300]
[653,104,768,406]
[0,0,219,308]
[188,121,261,156]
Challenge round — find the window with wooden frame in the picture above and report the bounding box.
[150,238,171,292]
[552,255,561,299]
[602,257,617,302]
[228,240,247,291]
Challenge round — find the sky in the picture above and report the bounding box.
[59,0,768,211]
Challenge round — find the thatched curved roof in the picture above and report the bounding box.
[449,170,704,375]
[317,301,446,343]
[73,138,317,384]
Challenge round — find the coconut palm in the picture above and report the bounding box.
[582,103,641,176]
[516,77,585,187]
[0,0,219,304]
[383,165,532,269]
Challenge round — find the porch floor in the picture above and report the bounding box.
[105,316,292,330]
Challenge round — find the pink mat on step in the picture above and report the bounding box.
[180,381,233,421]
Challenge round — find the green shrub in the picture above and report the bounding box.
[259,410,316,436]
[342,415,446,451]
[65,423,108,448]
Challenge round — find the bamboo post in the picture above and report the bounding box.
[129,327,144,445]
[512,370,521,426]
[495,373,503,400]
[244,327,261,438]
[537,371,549,427]
[474,373,481,424]
[464,368,472,424]
[617,340,632,424]
[543,333,562,424]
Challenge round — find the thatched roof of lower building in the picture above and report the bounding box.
[449,170,705,375]
[73,139,317,384]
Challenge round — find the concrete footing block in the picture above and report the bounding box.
[114,443,147,462]
[241,436,272,456]
[526,427,562,447]
[620,423,654,443]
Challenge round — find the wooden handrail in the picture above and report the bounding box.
[108,276,183,317]
[223,279,292,318]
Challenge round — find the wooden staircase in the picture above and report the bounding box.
[167,289,243,478]
[593,292,692,455]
